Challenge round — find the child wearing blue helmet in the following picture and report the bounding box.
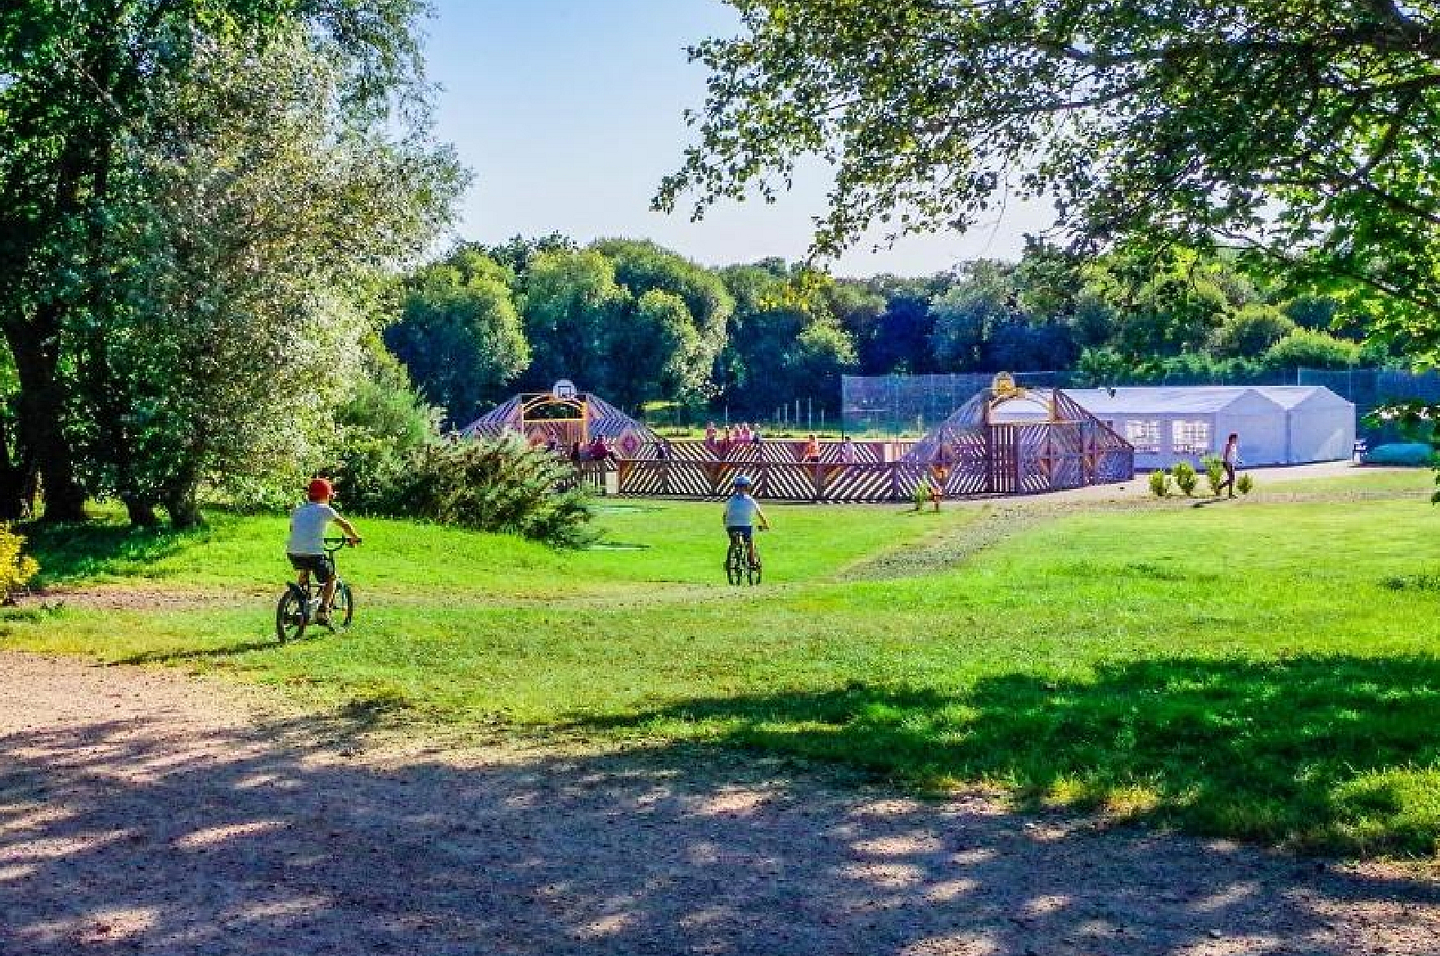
[724,475,770,568]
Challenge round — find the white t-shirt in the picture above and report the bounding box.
[724,493,760,527]
[287,502,339,555]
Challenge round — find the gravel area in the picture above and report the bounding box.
[2,652,1438,955]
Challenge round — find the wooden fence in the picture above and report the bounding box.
[576,424,1133,503]
[647,438,916,464]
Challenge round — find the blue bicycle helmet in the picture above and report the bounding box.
[733,474,753,488]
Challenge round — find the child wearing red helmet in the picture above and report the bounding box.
[286,477,361,625]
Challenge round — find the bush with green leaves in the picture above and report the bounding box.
[1148,468,1171,498]
[1237,473,1254,495]
[1201,455,1225,496]
[0,523,38,604]
[396,434,595,548]
[331,348,442,516]
[911,479,934,510]
[1172,461,1199,496]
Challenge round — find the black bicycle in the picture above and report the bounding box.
[724,530,763,586]
[276,536,356,642]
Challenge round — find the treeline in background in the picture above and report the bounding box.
[390,235,1393,430]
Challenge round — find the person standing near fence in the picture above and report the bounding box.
[803,434,821,463]
[1219,432,1240,498]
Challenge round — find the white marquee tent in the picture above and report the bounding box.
[1253,386,1358,465]
[1065,386,1354,469]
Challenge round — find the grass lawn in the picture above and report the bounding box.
[6,475,1440,857]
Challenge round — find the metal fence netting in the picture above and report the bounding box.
[844,368,1440,443]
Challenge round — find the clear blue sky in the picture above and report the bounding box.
[422,0,1050,276]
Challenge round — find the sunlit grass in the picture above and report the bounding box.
[7,475,1440,856]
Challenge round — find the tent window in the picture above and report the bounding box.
[1171,419,1211,455]
[1124,419,1161,453]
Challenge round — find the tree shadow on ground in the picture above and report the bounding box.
[573,654,1440,856]
[20,519,204,586]
[3,701,1439,956]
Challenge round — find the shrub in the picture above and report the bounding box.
[332,348,442,515]
[1172,461,1199,496]
[1262,328,1362,371]
[1237,473,1254,495]
[1201,455,1225,496]
[1148,468,1171,497]
[0,523,39,604]
[398,434,595,547]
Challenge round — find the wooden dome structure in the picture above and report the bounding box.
[905,374,1134,494]
[459,381,658,458]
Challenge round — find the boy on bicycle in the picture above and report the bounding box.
[724,475,769,568]
[287,478,361,625]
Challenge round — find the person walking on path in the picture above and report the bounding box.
[1219,432,1241,497]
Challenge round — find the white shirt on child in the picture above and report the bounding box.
[724,494,760,527]
[287,502,338,555]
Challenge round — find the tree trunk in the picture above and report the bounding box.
[164,473,204,529]
[124,497,160,527]
[0,414,30,522]
[6,320,87,523]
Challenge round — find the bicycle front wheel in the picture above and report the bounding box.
[329,582,355,632]
[276,588,308,643]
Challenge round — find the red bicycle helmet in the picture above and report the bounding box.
[307,477,333,501]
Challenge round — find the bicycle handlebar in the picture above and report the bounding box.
[322,536,360,552]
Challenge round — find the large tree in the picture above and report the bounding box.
[387,249,531,427]
[92,27,462,526]
[0,0,443,522]
[659,1,1440,361]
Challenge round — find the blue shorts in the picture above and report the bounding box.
[726,526,753,542]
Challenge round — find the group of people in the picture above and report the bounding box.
[704,426,866,466]
[537,435,619,465]
[704,422,763,454]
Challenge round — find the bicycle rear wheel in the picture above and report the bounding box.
[328,582,354,632]
[276,587,308,643]
[725,539,745,585]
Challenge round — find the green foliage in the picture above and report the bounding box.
[515,240,734,409]
[1263,329,1362,371]
[1172,461,1199,497]
[1201,455,1226,497]
[1148,469,1171,498]
[332,346,441,515]
[1214,305,1296,359]
[1237,473,1255,495]
[0,522,39,603]
[713,262,858,417]
[394,435,594,548]
[0,1,462,525]
[659,0,1440,366]
[386,248,530,426]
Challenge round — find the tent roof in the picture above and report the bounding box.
[1252,385,1354,410]
[1066,386,1283,415]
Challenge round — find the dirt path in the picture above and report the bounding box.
[2,653,1437,955]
